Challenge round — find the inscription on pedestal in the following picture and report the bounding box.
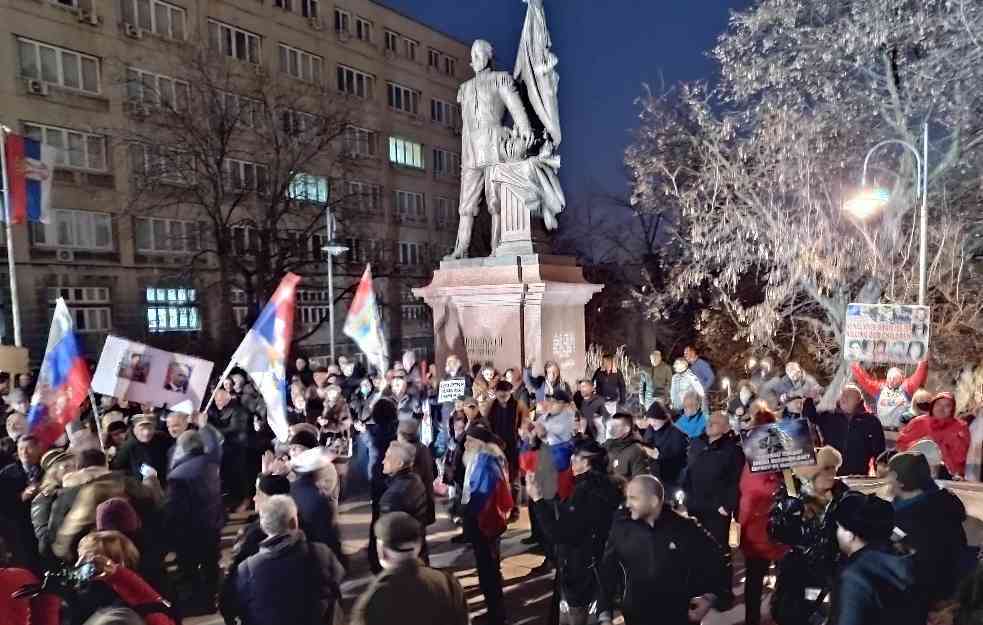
[465,335,504,361]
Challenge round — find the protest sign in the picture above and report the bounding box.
[842,303,930,365]
[92,336,214,414]
[437,378,468,403]
[0,346,29,374]
[740,418,817,473]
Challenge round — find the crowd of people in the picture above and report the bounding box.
[1,345,983,625]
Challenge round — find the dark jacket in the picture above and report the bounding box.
[804,400,885,476]
[592,369,626,405]
[682,430,745,515]
[893,486,969,604]
[212,400,254,448]
[485,397,523,470]
[599,508,729,625]
[350,559,468,625]
[533,470,622,607]
[165,451,224,537]
[236,531,345,625]
[220,519,266,624]
[639,363,673,407]
[0,461,41,567]
[578,395,610,433]
[642,424,689,488]
[411,443,436,525]
[291,473,344,565]
[110,432,172,482]
[604,434,653,482]
[831,546,926,625]
[379,469,430,531]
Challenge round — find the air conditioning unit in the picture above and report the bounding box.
[308,17,323,30]
[26,79,49,96]
[56,249,75,262]
[124,23,143,38]
[78,10,100,25]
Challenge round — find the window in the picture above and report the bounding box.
[146,287,200,333]
[232,225,263,254]
[336,65,373,98]
[223,158,269,193]
[137,144,194,184]
[387,82,419,115]
[17,38,99,93]
[122,0,186,39]
[33,209,113,250]
[274,0,292,10]
[23,123,107,171]
[435,196,452,226]
[280,108,318,135]
[208,20,261,64]
[346,180,382,213]
[334,8,350,32]
[444,57,456,77]
[126,68,190,111]
[398,241,420,265]
[394,190,424,221]
[384,30,398,52]
[388,137,424,169]
[427,48,456,77]
[344,126,376,157]
[430,98,456,127]
[432,148,451,176]
[134,217,199,252]
[49,287,111,333]
[298,290,330,327]
[278,44,322,83]
[222,92,264,128]
[301,0,317,18]
[288,173,328,204]
[342,238,366,263]
[428,49,440,69]
[401,304,425,321]
[355,17,371,41]
[404,38,418,61]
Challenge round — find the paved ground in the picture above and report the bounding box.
[187,496,772,625]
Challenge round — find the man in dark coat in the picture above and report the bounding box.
[641,401,689,494]
[604,413,653,482]
[887,452,969,605]
[375,441,431,571]
[111,414,171,482]
[236,495,345,625]
[352,512,468,625]
[289,448,344,566]
[598,475,729,625]
[211,389,255,508]
[166,430,224,612]
[804,385,885,476]
[575,379,610,442]
[397,420,435,528]
[0,434,42,568]
[485,380,525,520]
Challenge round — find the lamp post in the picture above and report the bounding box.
[321,208,348,364]
[843,122,929,305]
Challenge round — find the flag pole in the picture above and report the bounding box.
[88,389,106,453]
[0,129,23,347]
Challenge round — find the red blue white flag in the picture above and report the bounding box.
[2,131,55,224]
[28,298,91,448]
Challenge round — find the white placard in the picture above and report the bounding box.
[92,335,214,414]
[843,303,930,364]
[437,378,468,403]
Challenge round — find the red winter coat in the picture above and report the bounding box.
[0,568,59,625]
[897,416,970,477]
[738,467,789,562]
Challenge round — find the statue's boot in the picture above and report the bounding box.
[490,214,501,253]
[445,215,473,260]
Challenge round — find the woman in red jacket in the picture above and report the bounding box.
[739,409,789,625]
[897,392,970,478]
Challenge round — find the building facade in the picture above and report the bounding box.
[0,0,466,366]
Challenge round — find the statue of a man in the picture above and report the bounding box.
[447,39,534,259]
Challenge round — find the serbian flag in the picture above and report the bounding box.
[466,451,514,539]
[519,439,575,500]
[226,273,300,442]
[28,298,91,448]
[2,132,55,224]
[343,264,388,374]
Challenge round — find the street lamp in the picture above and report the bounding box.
[844,122,929,305]
[321,208,348,364]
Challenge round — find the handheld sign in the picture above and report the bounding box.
[740,418,817,474]
[843,303,930,365]
[437,378,467,403]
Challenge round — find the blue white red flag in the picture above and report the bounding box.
[2,131,55,224]
[227,273,300,442]
[466,451,514,538]
[519,439,575,500]
[28,298,91,448]
[343,264,388,374]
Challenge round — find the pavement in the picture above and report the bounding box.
[187,496,771,625]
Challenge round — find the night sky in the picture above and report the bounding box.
[375,0,751,212]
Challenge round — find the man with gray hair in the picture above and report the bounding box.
[236,495,345,625]
[374,440,430,570]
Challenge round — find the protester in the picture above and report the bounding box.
[760,362,821,411]
[352,511,468,625]
[640,400,689,494]
[598,475,729,625]
[639,350,673,410]
[897,392,970,478]
[363,399,399,572]
[604,412,652,482]
[851,358,929,430]
[486,379,526,518]
[675,390,709,438]
[524,358,572,404]
[290,447,343,564]
[527,440,622,625]
[472,363,499,415]
[683,346,716,393]
[727,380,758,429]
[0,435,43,569]
[376,441,430,569]
[576,379,610,444]
[804,384,885,476]
[30,449,76,564]
[235,495,345,625]
[388,374,421,423]
[903,388,934,427]
[437,356,473,453]
[737,409,788,625]
[592,353,627,413]
[211,388,255,510]
[396,419,436,527]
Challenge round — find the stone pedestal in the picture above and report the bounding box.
[413,254,602,381]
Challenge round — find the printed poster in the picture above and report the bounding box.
[843,303,930,365]
[740,418,817,473]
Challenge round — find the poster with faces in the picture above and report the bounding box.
[93,335,214,414]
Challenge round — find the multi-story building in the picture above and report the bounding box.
[0,0,466,366]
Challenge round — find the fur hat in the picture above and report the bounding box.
[40,448,73,472]
[793,445,842,480]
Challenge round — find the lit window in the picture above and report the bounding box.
[32,209,113,251]
[17,38,100,93]
[146,287,200,333]
[388,137,424,169]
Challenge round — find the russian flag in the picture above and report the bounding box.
[28,298,91,449]
[519,439,575,500]
[227,273,300,442]
[2,132,54,224]
[466,451,514,539]
[343,264,388,374]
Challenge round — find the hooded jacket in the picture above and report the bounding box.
[738,466,788,562]
[682,430,745,515]
[893,486,968,603]
[897,415,970,477]
[831,546,926,625]
[642,423,689,488]
[604,434,653,482]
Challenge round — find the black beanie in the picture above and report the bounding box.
[835,492,895,544]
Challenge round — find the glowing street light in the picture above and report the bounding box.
[843,187,891,221]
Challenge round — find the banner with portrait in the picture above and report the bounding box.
[842,303,930,365]
[92,335,214,414]
[740,418,817,473]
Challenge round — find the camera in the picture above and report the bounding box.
[13,562,99,600]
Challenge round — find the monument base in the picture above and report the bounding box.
[413,254,602,381]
